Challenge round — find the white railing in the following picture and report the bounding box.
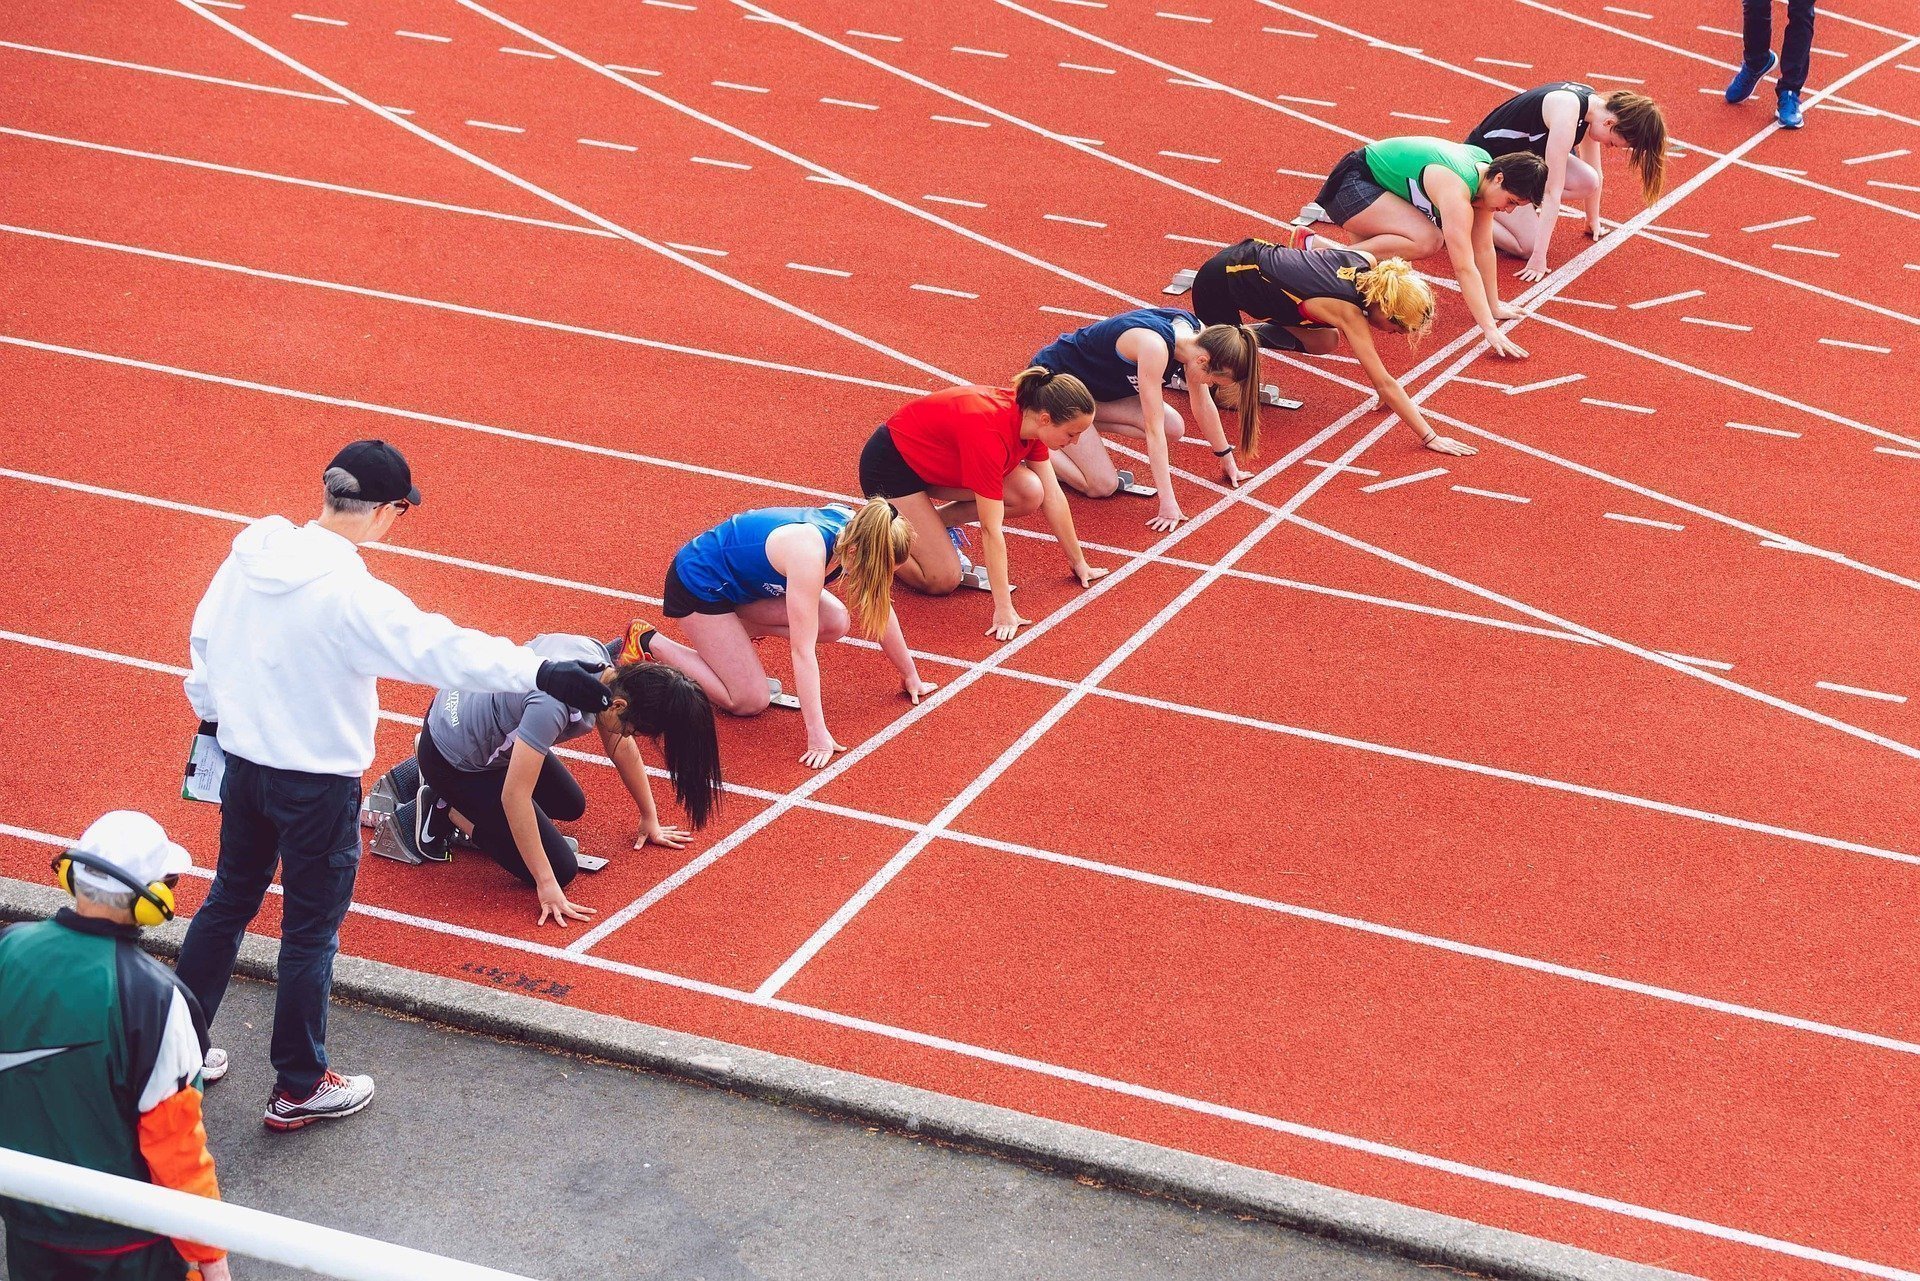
[0,1147,538,1280]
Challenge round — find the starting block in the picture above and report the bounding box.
[573,841,605,873]
[1260,384,1304,410]
[363,755,422,864]
[767,677,801,711]
[1295,201,1327,226]
[1162,268,1196,296]
[954,555,1014,593]
[1114,469,1157,499]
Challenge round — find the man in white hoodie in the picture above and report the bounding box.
[177,440,612,1131]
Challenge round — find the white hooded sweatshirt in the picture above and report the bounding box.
[185,516,542,776]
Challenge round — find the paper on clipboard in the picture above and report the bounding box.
[183,730,225,804]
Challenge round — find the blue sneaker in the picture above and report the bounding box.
[1776,88,1805,128]
[1725,49,1777,103]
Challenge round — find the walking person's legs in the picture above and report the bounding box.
[174,754,280,1025]
[1727,0,1780,102]
[1775,0,1816,125]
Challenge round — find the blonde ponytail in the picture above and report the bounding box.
[1356,258,1437,347]
[839,498,912,639]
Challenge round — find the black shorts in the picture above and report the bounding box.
[1191,242,1305,353]
[857,424,930,499]
[1314,148,1392,228]
[661,561,736,620]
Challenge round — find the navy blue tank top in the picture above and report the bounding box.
[1032,307,1198,403]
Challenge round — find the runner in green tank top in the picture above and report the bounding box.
[1303,136,1549,360]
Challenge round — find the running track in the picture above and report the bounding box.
[2,0,1918,1275]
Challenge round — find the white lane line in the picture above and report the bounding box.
[786,261,852,277]
[1390,111,1451,123]
[1698,24,1741,37]
[1274,93,1338,106]
[1261,26,1317,37]
[1869,179,1920,194]
[910,283,978,298]
[1580,397,1656,414]
[1661,652,1734,671]
[1452,375,1511,391]
[1817,681,1908,704]
[0,40,338,102]
[1844,149,1910,164]
[1647,224,1708,239]
[1741,214,1815,232]
[1040,305,1106,320]
[1728,421,1801,438]
[689,155,751,168]
[1303,460,1381,476]
[1476,56,1532,67]
[643,0,695,8]
[1158,149,1222,163]
[1050,0,1106,6]
[1681,317,1753,332]
[1059,61,1117,73]
[604,64,662,76]
[1876,446,1920,460]
[0,126,612,236]
[395,29,452,41]
[500,45,554,57]
[1503,373,1585,395]
[1451,485,1530,503]
[1157,10,1211,21]
[664,241,727,256]
[1360,467,1448,493]
[1603,512,1685,531]
[931,113,990,127]
[200,1,244,7]
[1584,71,1644,83]
[953,45,1009,57]
[1166,233,1230,246]
[1044,213,1106,227]
[846,29,902,41]
[1773,242,1841,258]
[1545,295,1616,310]
[1276,166,1327,180]
[292,13,347,24]
[1167,76,1215,87]
[1820,338,1893,353]
[712,79,769,92]
[923,193,986,207]
[1626,288,1705,309]
[466,118,524,132]
[578,137,637,151]
[1603,4,1650,15]
[820,96,878,109]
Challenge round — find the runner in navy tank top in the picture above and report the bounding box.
[641,501,936,769]
[1464,83,1668,279]
[1031,308,1263,531]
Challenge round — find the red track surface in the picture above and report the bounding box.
[4,0,1919,1276]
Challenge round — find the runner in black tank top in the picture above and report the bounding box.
[1467,82,1594,158]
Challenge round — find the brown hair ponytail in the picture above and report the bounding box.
[1606,91,1667,204]
[1010,365,1095,422]
[1193,324,1263,457]
[838,498,912,640]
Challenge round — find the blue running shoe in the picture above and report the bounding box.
[1776,88,1805,129]
[1725,49,1777,103]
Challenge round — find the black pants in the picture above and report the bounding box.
[1191,246,1302,354]
[415,724,585,887]
[6,1235,190,1281]
[1745,0,1816,94]
[175,754,360,1097]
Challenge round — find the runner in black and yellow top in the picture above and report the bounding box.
[1307,137,1547,359]
[1192,239,1476,456]
[1466,83,1667,280]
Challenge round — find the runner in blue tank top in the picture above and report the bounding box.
[638,501,936,770]
[1032,308,1263,531]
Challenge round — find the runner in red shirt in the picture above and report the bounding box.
[858,367,1107,641]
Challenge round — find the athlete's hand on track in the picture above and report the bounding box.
[635,820,690,850]
[903,676,940,705]
[987,605,1034,641]
[1148,500,1186,532]
[536,882,596,928]
[800,734,849,770]
[1491,305,1526,322]
[1425,435,1479,457]
[1516,256,1550,282]
[1585,221,1609,241]
[1219,451,1244,488]
[1485,330,1530,359]
[1072,562,1109,590]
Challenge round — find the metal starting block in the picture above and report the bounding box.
[1296,201,1328,226]
[767,677,801,711]
[362,755,423,864]
[1162,268,1196,296]
[954,556,1013,593]
[1114,469,1157,499]
[573,841,605,873]
[1260,384,1304,410]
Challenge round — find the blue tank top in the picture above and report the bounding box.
[1032,307,1198,403]
[671,506,852,605]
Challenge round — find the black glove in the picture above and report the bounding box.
[536,660,612,714]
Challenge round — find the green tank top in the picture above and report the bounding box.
[1363,137,1491,222]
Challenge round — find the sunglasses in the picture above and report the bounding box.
[387,500,412,515]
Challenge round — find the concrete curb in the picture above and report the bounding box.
[2,877,1699,1281]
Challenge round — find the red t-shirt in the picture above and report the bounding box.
[885,386,1049,501]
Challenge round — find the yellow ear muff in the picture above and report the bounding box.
[134,881,174,927]
[52,854,76,895]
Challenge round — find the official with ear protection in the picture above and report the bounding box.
[1,811,231,1281]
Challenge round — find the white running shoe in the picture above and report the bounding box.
[201,1047,229,1084]
[264,1070,375,1131]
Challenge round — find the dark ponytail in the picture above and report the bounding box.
[608,662,723,829]
[1010,365,1094,422]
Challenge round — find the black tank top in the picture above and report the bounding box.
[1466,82,1593,158]
[1226,242,1369,328]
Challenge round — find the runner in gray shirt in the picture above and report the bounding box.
[411,627,724,928]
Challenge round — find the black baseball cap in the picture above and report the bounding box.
[327,440,422,506]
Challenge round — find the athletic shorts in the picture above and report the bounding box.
[661,561,736,620]
[1313,148,1392,228]
[1190,242,1305,353]
[857,424,930,499]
